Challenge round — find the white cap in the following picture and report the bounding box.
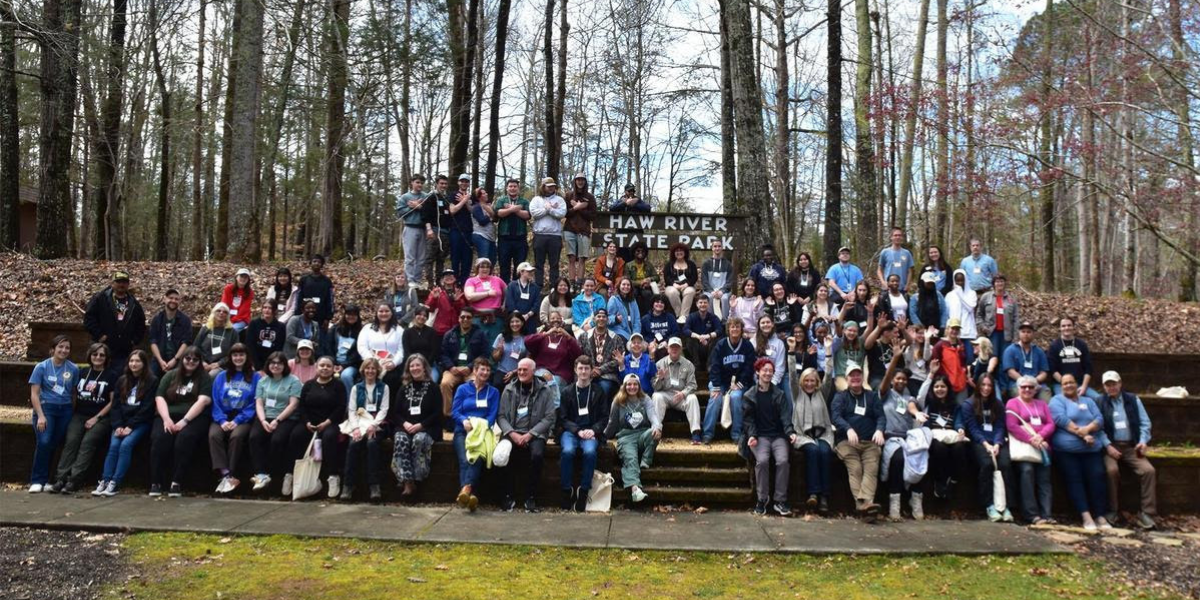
[845,362,864,375]
[457,173,471,181]
[517,262,535,272]
[1101,371,1121,384]
[667,337,683,347]
[297,339,316,351]
[920,271,937,284]
[236,268,252,277]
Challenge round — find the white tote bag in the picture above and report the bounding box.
[586,471,614,512]
[1005,409,1046,464]
[291,433,324,501]
[991,454,1007,513]
[719,377,736,430]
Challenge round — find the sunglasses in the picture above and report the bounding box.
[182,356,200,362]
[1019,385,1035,390]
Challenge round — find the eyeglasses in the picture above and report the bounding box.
[182,356,200,362]
[1018,385,1035,390]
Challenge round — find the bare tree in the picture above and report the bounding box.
[822,0,843,267]
[227,0,266,261]
[35,0,86,258]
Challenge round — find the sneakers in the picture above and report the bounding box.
[1097,518,1114,531]
[91,481,109,496]
[28,484,43,493]
[327,476,341,499]
[369,484,382,502]
[986,506,1002,522]
[251,474,271,492]
[500,496,517,512]
[149,484,163,497]
[817,495,829,514]
[524,498,540,513]
[691,433,702,445]
[1001,508,1014,523]
[339,485,355,501]
[48,480,65,494]
[889,494,903,521]
[457,486,473,508]
[806,494,819,509]
[100,481,118,497]
[910,492,925,521]
[574,488,589,513]
[466,493,479,512]
[630,486,648,503]
[216,476,240,494]
[772,502,792,517]
[753,499,768,516]
[280,474,293,497]
[1136,512,1156,530]
[61,481,76,495]
[168,482,182,498]
[1083,521,1098,532]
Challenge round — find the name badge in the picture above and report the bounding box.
[935,415,948,427]
[520,292,530,300]
[212,347,224,356]
[1077,403,1087,411]
[1023,360,1033,369]
[458,352,468,361]
[983,423,994,432]
[677,274,686,282]
[578,405,589,416]
[1114,420,1128,430]
[630,359,639,369]
[117,312,125,321]
[655,333,663,341]
[766,349,775,357]
[409,405,421,415]
[548,341,559,350]
[893,261,902,268]
[313,298,321,304]
[475,397,488,408]
[996,307,1005,315]
[228,389,242,398]
[127,393,138,405]
[853,404,866,416]
[53,384,65,395]
[1031,415,1043,426]
[481,282,492,292]
[915,360,926,369]
[261,338,273,348]
[509,351,520,360]
[366,403,377,413]
[517,406,529,418]
[266,398,277,408]
[896,402,906,414]
[340,340,353,349]
[973,267,982,274]
[47,375,58,383]
[670,378,681,387]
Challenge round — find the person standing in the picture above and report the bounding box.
[470,187,498,265]
[496,358,557,512]
[608,184,651,263]
[148,289,193,377]
[297,255,336,330]
[1047,316,1099,399]
[945,269,978,364]
[221,268,255,333]
[830,363,885,518]
[558,356,610,511]
[246,302,287,370]
[701,239,735,320]
[959,238,999,293]
[976,274,1017,359]
[1098,371,1157,529]
[877,227,916,291]
[448,174,476,284]
[83,271,146,372]
[494,179,531,282]
[529,177,567,287]
[420,175,453,285]
[398,174,430,286]
[744,358,798,516]
[27,336,80,492]
[825,247,864,305]
[563,173,598,287]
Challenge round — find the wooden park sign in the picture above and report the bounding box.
[590,211,749,251]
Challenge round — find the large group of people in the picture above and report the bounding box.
[22,189,1160,530]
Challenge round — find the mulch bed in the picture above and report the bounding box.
[1070,515,1200,599]
[0,527,132,600]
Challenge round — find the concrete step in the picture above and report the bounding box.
[651,444,746,468]
[612,484,753,506]
[640,466,750,486]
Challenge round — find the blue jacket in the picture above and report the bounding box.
[503,280,542,333]
[211,371,260,425]
[685,310,723,339]
[707,336,755,392]
[908,289,948,328]
[571,293,607,329]
[450,381,500,433]
[959,397,1007,445]
[607,295,641,340]
[641,312,678,345]
[439,326,489,371]
[609,197,651,212]
[620,352,657,394]
[1002,343,1050,380]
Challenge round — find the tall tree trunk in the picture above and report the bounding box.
[895,0,929,231]
[1038,0,1055,291]
[190,0,207,260]
[1083,22,1100,296]
[853,0,877,256]
[227,0,265,261]
[400,0,412,183]
[772,0,791,261]
[554,0,568,178]
[932,0,949,247]
[542,0,558,179]
[215,0,243,260]
[319,0,350,258]
[259,0,306,249]
[719,0,737,208]
[35,0,86,258]
[446,0,470,177]
[0,2,17,250]
[470,21,484,183]
[484,0,512,194]
[89,0,127,259]
[963,3,977,242]
[724,0,771,257]
[150,0,170,260]
[1119,0,1136,296]
[1168,0,1197,300]
[822,0,843,267]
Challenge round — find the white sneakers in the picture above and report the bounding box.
[889,494,902,521]
[910,492,924,521]
[630,486,648,503]
[281,474,294,497]
[89,481,118,497]
[327,476,341,499]
[215,476,241,494]
[28,484,44,493]
[250,474,272,492]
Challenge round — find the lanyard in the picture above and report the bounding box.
[211,330,226,351]
[1021,345,1033,366]
[576,385,590,413]
[409,382,429,409]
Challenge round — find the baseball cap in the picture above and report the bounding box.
[112,271,129,282]
[297,339,315,351]
[845,362,864,375]
[838,246,851,254]
[541,177,557,187]
[667,337,683,347]
[235,268,252,277]
[946,318,962,329]
[440,268,457,277]
[920,271,937,284]
[1019,321,1035,330]
[624,183,636,192]
[1101,371,1121,384]
[629,332,644,341]
[573,172,586,180]
[517,262,534,272]
[457,173,471,181]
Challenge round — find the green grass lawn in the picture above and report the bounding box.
[113,532,1183,600]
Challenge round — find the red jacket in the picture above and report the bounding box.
[221,284,255,326]
[426,286,466,336]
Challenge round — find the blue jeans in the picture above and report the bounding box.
[339,366,358,392]
[31,402,73,485]
[1051,383,1102,400]
[449,228,473,285]
[702,388,744,443]
[803,439,833,496]
[559,432,599,491]
[472,234,497,265]
[535,369,566,407]
[989,330,1008,363]
[497,237,528,282]
[1055,450,1108,517]
[596,379,617,402]
[102,423,150,486]
[453,430,486,487]
[232,321,247,332]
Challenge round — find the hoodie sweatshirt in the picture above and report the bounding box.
[945,268,979,338]
[529,192,567,235]
[563,179,597,233]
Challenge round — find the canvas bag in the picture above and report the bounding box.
[1005,409,1048,465]
[586,471,615,512]
[291,433,324,500]
[720,376,736,429]
[991,454,1007,512]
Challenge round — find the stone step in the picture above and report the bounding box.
[640,466,750,486]
[612,484,753,506]
[651,444,746,468]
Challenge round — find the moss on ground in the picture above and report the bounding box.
[112,532,1185,600]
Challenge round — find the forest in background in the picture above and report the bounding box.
[0,0,1196,300]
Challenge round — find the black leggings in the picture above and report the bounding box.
[288,423,343,479]
[888,448,907,494]
[928,439,971,485]
[150,415,211,487]
[249,419,300,477]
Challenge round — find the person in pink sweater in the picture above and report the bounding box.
[1005,374,1056,524]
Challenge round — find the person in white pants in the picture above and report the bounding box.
[652,337,702,444]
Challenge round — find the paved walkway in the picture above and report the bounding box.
[0,490,1063,555]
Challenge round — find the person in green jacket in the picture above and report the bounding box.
[604,373,662,504]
